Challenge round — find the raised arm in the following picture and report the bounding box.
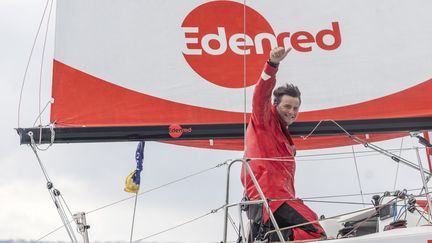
[269,47,291,65]
[252,47,291,124]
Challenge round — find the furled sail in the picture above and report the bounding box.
[18,0,432,150]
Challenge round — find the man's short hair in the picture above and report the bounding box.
[273,84,301,105]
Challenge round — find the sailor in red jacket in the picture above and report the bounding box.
[241,47,326,242]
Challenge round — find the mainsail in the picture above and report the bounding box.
[13,1,432,242]
[17,0,432,150]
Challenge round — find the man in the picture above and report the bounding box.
[241,47,326,242]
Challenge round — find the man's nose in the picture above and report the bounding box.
[288,109,297,116]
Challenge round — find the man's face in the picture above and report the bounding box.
[276,95,300,126]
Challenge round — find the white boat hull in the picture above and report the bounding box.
[323,226,432,243]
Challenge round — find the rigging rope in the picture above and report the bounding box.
[247,147,427,163]
[393,138,405,190]
[300,119,427,174]
[129,192,139,243]
[60,194,74,217]
[28,132,78,243]
[351,146,365,206]
[32,99,54,127]
[36,224,68,242]
[86,159,229,215]
[301,120,325,140]
[29,132,51,182]
[17,0,50,128]
[302,199,370,206]
[296,149,421,162]
[28,124,55,151]
[301,187,427,200]
[36,159,230,241]
[260,187,432,204]
[414,207,432,224]
[296,147,425,158]
[37,0,54,128]
[263,147,426,164]
[227,212,240,236]
[132,205,224,242]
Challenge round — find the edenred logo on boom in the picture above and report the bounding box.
[169,124,192,138]
[181,1,341,88]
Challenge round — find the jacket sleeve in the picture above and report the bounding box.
[251,62,278,125]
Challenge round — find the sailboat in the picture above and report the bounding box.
[16,0,432,242]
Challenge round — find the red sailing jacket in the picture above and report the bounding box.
[241,62,296,223]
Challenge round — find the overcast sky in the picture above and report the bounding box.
[0,1,430,242]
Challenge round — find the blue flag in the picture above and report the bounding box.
[124,141,145,193]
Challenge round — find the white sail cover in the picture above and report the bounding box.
[51,0,432,150]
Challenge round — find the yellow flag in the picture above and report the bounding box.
[124,171,140,193]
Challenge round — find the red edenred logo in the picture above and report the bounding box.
[168,124,192,138]
[181,1,341,88]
